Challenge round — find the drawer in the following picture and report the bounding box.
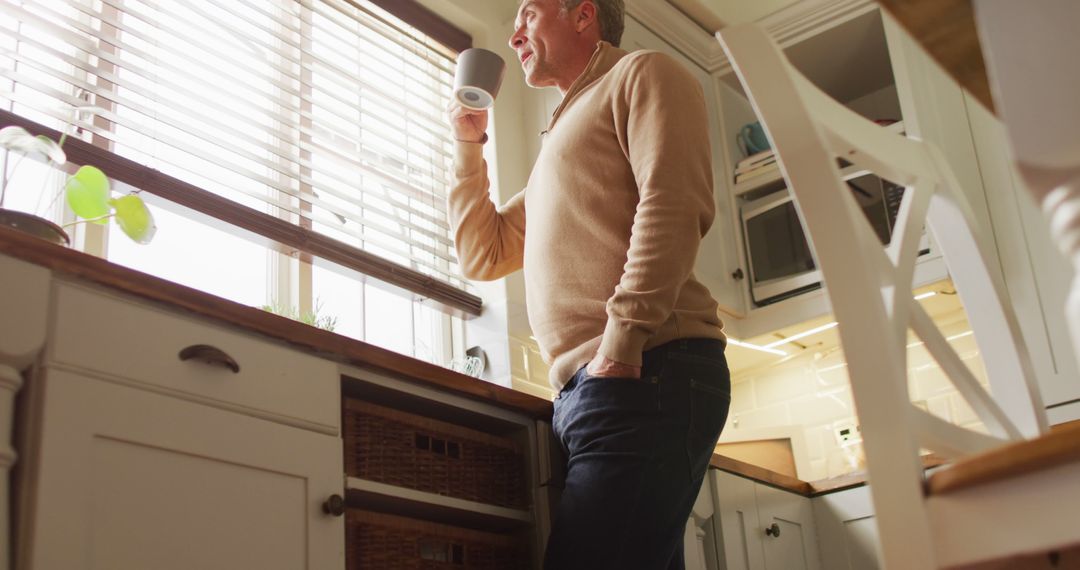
[49,281,339,433]
[343,399,529,509]
[347,509,530,570]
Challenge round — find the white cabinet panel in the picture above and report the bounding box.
[884,12,997,259]
[711,469,822,570]
[0,254,51,570]
[685,475,722,570]
[50,281,339,432]
[712,470,766,570]
[965,96,1080,409]
[22,369,345,570]
[886,9,1079,409]
[755,483,821,570]
[813,485,881,570]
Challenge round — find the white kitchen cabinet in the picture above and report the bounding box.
[685,474,724,570]
[710,469,821,570]
[0,254,51,570]
[13,278,346,570]
[755,483,821,569]
[18,369,345,570]
[709,6,950,337]
[963,94,1080,412]
[713,469,767,570]
[812,485,881,570]
[882,10,1079,413]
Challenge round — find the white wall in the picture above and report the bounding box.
[727,305,989,481]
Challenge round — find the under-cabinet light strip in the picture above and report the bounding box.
[760,291,944,350]
[726,338,789,356]
[762,322,839,349]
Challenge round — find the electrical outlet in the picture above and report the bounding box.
[834,420,862,447]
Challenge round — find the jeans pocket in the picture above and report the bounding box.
[666,351,731,480]
[687,384,730,481]
[574,371,662,424]
[552,367,585,442]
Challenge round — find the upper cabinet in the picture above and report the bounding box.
[670,0,803,30]
[881,10,1080,411]
[710,6,949,338]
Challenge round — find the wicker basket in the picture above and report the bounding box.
[347,509,531,570]
[343,399,528,509]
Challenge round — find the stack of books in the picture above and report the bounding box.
[734,149,777,184]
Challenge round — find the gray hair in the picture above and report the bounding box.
[561,0,625,47]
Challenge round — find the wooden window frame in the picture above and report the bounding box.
[0,108,481,317]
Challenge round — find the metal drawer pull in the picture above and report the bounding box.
[765,523,780,538]
[178,344,240,373]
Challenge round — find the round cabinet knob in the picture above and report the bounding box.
[731,268,745,281]
[323,494,345,517]
[765,523,780,538]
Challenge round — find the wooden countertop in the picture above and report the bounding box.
[711,452,951,497]
[0,225,554,420]
[0,224,924,493]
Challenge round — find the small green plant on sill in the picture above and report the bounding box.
[260,299,339,332]
[0,119,156,244]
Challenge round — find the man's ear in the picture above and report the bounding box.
[574,1,598,34]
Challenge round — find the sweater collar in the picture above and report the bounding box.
[545,41,628,133]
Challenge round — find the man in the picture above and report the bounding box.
[447,1,730,568]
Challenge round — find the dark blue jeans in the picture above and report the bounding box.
[544,338,731,570]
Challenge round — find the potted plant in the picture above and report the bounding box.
[0,123,156,246]
[260,298,339,332]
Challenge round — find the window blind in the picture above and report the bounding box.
[0,0,472,297]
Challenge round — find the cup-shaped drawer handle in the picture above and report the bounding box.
[178,344,240,374]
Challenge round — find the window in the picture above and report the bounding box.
[1,0,476,367]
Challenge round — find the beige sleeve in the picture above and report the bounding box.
[598,53,716,366]
[447,142,526,281]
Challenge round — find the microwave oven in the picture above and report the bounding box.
[739,170,928,306]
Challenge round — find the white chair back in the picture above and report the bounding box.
[717,23,1049,569]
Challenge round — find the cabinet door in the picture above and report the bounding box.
[965,96,1080,410]
[23,370,344,570]
[685,476,722,570]
[754,483,821,570]
[812,485,881,570]
[711,470,766,570]
[884,11,995,260]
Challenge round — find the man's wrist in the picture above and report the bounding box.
[586,353,642,379]
[455,133,488,144]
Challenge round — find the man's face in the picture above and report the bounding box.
[509,0,582,89]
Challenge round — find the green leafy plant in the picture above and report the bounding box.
[260,299,339,332]
[0,123,156,244]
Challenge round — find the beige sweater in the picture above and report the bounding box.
[450,42,725,390]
